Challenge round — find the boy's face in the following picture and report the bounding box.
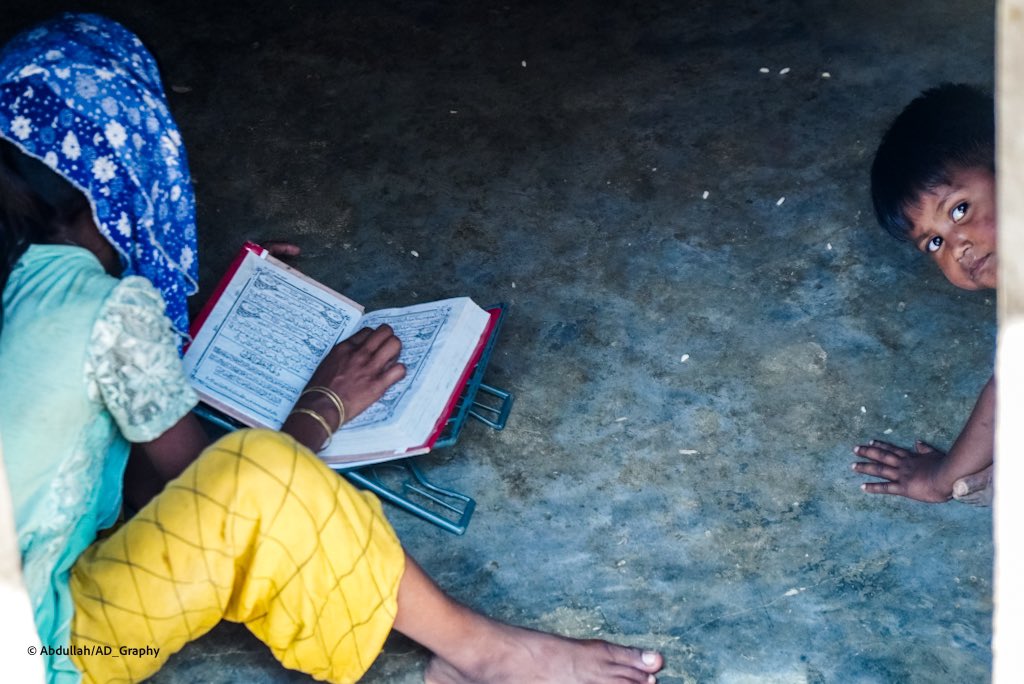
[904,166,997,290]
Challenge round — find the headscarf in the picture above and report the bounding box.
[0,13,198,343]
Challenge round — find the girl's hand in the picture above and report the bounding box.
[261,241,301,259]
[307,325,407,422]
[282,325,406,451]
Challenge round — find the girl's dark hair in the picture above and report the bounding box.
[870,83,995,240]
[0,138,89,332]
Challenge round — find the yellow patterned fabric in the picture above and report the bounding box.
[67,429,405,683]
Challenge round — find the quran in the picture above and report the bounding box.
[183,242,495,467]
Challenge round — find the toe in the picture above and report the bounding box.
[641,651,662,671]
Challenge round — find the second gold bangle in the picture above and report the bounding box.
[289,407,334,450]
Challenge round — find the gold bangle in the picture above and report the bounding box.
[289,407,334,450]
[301,385,346,426]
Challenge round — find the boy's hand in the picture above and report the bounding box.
[852,439,954,503]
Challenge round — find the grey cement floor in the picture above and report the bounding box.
[4,1,997,682]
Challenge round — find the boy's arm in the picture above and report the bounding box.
[852,375,995,502]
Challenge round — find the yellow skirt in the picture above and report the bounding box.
[68,429,405,683]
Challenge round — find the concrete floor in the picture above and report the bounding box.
[4,1,996,682]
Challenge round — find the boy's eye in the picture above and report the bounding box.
[951,202,968,222]
[927,236,943,253]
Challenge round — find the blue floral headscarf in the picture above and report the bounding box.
[0,13,198,343]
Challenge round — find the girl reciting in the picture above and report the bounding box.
[0,12,663,684]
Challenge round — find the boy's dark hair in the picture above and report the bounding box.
[870,83,995,240]
[0,139,88,334]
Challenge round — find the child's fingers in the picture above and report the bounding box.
[853,444,904,465]
[380,362,407,388]
[345,328,374,346]
[362,324,399,355]
[262,240,302,257]
[369,333,403,368]
[862,480,905,496]
[851,461,901,481]
[864,439,907,454]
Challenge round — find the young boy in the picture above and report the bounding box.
[853,83,997,504]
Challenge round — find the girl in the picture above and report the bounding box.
[0,13,664,684]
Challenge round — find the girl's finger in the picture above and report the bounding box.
[371,335,403,367]
[262,240,302,257]
[362,325,398,355]
[380,362,407,387]
[344,327,374,347]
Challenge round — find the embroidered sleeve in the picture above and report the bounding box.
[85,276,198,442]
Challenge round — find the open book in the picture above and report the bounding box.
[183,243,495,467]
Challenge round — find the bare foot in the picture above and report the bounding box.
[952,464,993,506]
[423,621,663,684]
[393,556,662,683]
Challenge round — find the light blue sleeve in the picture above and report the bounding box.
[85,276,198,443]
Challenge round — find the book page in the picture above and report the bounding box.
[322,296,490,459]
[183,250,363,428]
[343,303,456,429]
